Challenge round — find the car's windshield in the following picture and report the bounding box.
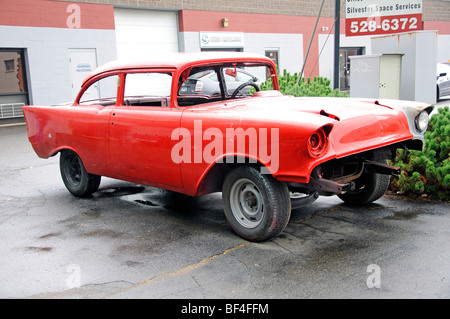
[178,63,274,106]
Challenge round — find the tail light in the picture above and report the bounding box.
[307,125,332,158]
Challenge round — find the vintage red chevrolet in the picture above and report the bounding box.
[24,52,433,241]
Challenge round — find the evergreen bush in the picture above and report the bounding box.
[260,69,348,97]
[389,106,450,201]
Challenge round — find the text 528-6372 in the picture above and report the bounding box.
[347,14,421,36]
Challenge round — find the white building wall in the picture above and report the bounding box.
[437,34,450,63]
[0,26,117,105]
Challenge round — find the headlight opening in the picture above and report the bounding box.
[415,111,429,132]
[307,126,330,158]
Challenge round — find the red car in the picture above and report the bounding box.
[24,52,433,241]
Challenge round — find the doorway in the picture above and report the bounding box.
[0,49,28,119]
[339,47,364,91]
[69,49,99,101]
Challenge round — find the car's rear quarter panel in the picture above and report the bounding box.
[23,105,112,176]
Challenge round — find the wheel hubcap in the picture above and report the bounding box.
[230,178,264,228]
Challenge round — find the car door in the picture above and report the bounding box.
[108,71,183,189]
[73,74,118,176]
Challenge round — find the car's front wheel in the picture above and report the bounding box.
[60,150,101,197]
[222,166,291,242]
[338,162,390,206]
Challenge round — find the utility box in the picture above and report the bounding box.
[371,31,438,104]
[349,54,403,100]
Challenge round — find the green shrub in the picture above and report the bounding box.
[260,69,348,97]
[389,106,450,201]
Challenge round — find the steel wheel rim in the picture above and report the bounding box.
[229,178,264,229]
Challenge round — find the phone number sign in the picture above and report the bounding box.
[345,0,423,37]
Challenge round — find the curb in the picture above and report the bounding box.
[0,122,26,128]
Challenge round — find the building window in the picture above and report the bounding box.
[265,49,279,79]
[4,59,14,73]
[0,50,27,94]
[265,50,279,68]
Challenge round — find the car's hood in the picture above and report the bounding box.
[276,96,391,121]
[196,94,407,124]
[216,94,432,127]
[251,95,431,120]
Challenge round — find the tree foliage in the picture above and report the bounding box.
[261,69,348,97]
[390,106,450,201]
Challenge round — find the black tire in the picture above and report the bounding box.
[222,166,291,242]
[338,162,390,206]
[60,150,101,197]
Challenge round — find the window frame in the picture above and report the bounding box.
[120,68,176,107]
[122,71,174,107]
[75,71,121,106]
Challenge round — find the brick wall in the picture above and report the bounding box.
[424,0,450,21]
[54,0,335,17]
[53,0,450,21]
[0,0,115,29]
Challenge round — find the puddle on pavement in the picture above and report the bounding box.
[91,184,206,216]
[383,210,421,220]
[122,188,200,212]
[38,232,60,240]
[93,186,146,198]
[26,246,53,252]
[134,199,158,207]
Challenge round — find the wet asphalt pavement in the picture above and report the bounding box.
[0,124,448,300]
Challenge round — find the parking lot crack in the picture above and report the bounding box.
[102,241,250,298]
[269,239,294,254]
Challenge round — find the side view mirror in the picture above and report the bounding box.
[439,72,447,77]
[226,68,237,78]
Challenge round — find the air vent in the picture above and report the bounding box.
[0,103,25,119]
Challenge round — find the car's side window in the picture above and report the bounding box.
[178,68,224,106]
[79,75,119,106]
[124,72,172,107]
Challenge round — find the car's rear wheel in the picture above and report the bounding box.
[222,166,291,242]
[60,150,101,197]
[338,161,390,206]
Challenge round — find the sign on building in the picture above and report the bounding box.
[200,32,245,49]
[345,0,423,37]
